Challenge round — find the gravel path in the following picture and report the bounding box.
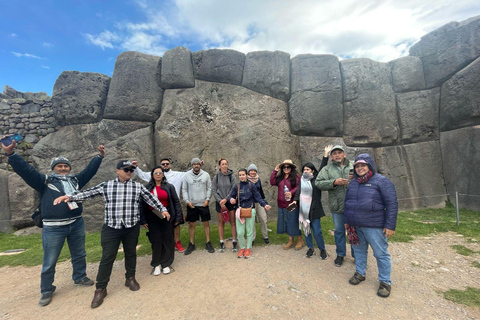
[1,232,479,319]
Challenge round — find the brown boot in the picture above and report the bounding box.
[295,236,304,250]
[283,236,294,250]
[91,288,107,308]
[125,276,140,291]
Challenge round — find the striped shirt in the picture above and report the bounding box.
[69,178,167,229]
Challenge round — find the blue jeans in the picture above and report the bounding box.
[41,218,87,294]
[277,207,301,236]
[332,212,347,257]
[352,227,392,284]
[305,218,325,250]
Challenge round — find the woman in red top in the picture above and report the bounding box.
[140,166,183,276]
[270,159,302,250]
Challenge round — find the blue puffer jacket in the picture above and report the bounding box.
[344,154,398,230]
[227,180,267,209]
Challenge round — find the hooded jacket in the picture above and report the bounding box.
[182,169,212,207]
[315,158,353,213]
[344,154,398,230]
[212,169,236,202]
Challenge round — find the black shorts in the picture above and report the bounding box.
[186,206,211,222]
[215,201,236,213]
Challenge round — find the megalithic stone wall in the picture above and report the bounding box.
[1,15,479,232]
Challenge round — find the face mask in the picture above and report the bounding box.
[302,172,314,180]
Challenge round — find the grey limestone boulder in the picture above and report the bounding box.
[242,51,290,101]
[373,141,447,210]
[160,47,195,89]
[440,56,480,132]
[409,15,480,88]
[388,56,425,92]
[155,80,300,211]
[7,173,38,230]
[32,119,155,231]
[0,170,13,232]
[52,71,110,125]
[193,49,245,85]
[289,55,343,136]
[396,88,440,143]
[440,125,480,211]
[341,58,399,146]
[104,51,163,122]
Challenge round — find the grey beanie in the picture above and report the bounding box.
[191,157,201,165]
[50,156,72,170]
[247,163,258,173]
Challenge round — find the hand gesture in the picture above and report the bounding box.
[203,200,209,207]
[230,198,236,205]
[53,195,70,205]
[162,211,171,221]
[219,199,227,207]
[187,202,195,209]
[324,144,333,157]
[1,137,16,155]
[131,160,138,167]
[265,205,271,210]
[97,145,105,157]
[383,228,395,238]
[274,164,281,171]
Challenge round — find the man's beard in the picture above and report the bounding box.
[163,168,170,172]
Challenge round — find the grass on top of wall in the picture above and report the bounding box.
[0,207,479,268]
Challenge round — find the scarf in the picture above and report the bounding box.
[299,174,314,236]
[247,174,259,184]
[50,173,78,195]
[356,170,373,184]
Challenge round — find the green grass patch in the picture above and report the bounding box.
[450,245,478,256]
[444,287,480,308]
[472,261,480,269]
[0,207,478,267]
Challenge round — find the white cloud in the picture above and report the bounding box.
[11,52,44,59]
[83,30,120,50]
[42,42,54,47]
[41,65,50,69]
[10,33,18,37]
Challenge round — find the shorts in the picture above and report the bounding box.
[215,201,236,213]
[186,206,211,222]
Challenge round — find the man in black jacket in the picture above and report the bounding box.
[1,138,104,307]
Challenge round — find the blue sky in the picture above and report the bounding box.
[1,0,479,96]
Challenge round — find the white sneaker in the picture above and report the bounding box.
[162,266,171,275]
[153,266,161,276]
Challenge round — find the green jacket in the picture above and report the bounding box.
[315,158,353,214]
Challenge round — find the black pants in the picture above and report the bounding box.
[147,218,175,268]
[96,223,140,289]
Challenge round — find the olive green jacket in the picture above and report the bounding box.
[315,158,353,214]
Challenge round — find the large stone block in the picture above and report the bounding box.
[288,91,343,136]
[7,173,38,230]
[31,119,155,231]
[388,56,425,92]
[0,170,13,233]
[104,51,163,121]
[440,125,480,211]
[440,56,480,132]
[396,88,440,143]
[341,58,399,146]
[155,80,300,210]
[193,49,245,85]
[242,51,290,101]
[409,16,480,88]
[52,71,110,125]
[290,54,341,94]
[160,47,195,89]
[373,141,447,210]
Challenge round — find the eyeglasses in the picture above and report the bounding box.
[122,168,135,173]
[153,172,164,175]
[161,163,170,166]
[283,166,291,169]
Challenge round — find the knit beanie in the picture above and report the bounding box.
[191,157,201,165]
[247,163,258,173]
[50,156,71,170]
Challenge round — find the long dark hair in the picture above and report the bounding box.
[302,163,319,179]
[147,165,167,189]
[275,164,299,187]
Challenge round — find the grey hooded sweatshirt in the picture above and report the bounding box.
[212,169,236,202]
[182,168,212,207]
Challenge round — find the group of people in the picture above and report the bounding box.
[1,136,398,309]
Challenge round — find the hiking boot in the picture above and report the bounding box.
[237,249,245,258]
[74,276,94,286]
[206,241,215,253]
[244,249,251,259]
[377,282,391,298]
[349,272,366,285]
[334,256,344,267]
[283,237,294,250]
[152,265,161,276]
[124,276,140,291]
[91,288,107,308]
[306,248,315,258]
[174,241,185,253]
[232,241,238,252]
[219,241,225,253]
[320,249,327,260]
[39,293,53,307]
[264,238,270,244]
[184,242,196,255]
[295,236,304,250]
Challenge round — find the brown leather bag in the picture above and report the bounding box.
[237,183,252,218]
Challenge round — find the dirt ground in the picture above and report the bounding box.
[1,232,479,320]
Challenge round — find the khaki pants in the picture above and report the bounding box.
[253,202,268,240]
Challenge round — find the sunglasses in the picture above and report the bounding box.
[283,166,291,169]
[153,172,164,175]
[122,168,135,173]
[160,163,170,166]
